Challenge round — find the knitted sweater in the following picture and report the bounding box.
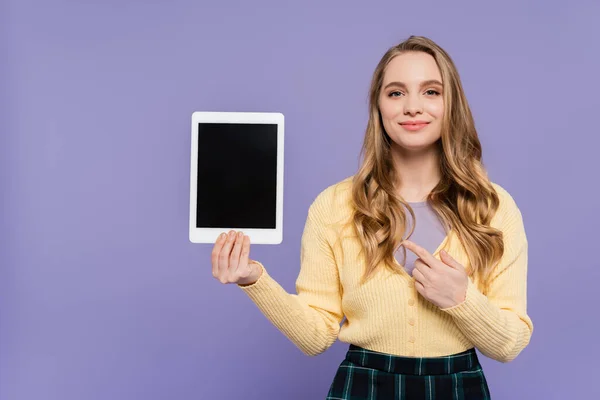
[239,176,533,363]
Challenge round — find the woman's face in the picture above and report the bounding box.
[378,52,445,153]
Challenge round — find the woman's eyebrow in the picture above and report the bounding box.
[383,79,444,89]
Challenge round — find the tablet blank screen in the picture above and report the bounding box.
[195,122,278,229]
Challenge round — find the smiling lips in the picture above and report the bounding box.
[399,120,430,131]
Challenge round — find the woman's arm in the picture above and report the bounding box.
[238,192,344,356]
[440,190,534,363]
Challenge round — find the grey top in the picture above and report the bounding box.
[394,201,449,275]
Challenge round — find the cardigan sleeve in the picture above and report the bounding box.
[440,188,534,363]
[237,191,344,356]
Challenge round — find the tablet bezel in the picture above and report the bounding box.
[189,111,284,245]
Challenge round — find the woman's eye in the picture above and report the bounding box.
[389,91,403,97]
[425,89,441,96]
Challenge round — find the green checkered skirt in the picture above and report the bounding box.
[326,344,491,399]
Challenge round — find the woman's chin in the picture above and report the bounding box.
[391,136,440,153]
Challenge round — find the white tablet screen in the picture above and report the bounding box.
[195,122,278,229]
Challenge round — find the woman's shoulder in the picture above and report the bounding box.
[489,181,526,228]
[307,175,355,222]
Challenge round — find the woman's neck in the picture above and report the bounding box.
[391,143,441,202]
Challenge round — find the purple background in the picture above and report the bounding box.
[2,0,599,399]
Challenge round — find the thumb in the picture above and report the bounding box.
[440,250,462,269]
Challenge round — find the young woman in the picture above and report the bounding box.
[211,35,533,399]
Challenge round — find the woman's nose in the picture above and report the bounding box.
[404,94,423,115]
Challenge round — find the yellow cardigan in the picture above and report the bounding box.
[239,176,533,362]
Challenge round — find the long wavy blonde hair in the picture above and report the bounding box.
[351,35,504,288]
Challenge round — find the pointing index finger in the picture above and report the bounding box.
[402,240,438,268]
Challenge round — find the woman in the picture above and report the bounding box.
[211,35,533,399]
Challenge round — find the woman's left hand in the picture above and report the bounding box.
[401,240,469,309]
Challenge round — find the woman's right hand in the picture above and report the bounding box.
[211,230,262,286]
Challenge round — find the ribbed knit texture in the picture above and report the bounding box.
[239,176,533,362]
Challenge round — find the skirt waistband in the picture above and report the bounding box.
[345,344,481,376]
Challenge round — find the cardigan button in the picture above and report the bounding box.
[408,299,415,306]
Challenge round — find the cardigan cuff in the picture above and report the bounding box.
[236,261,286,307]
[237,261,267,289]
[440,278,488,317]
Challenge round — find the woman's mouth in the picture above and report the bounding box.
[399,121,430,131]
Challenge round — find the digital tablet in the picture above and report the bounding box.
[189,111,284,244]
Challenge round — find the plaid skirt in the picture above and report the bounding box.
[326,344,491,400]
